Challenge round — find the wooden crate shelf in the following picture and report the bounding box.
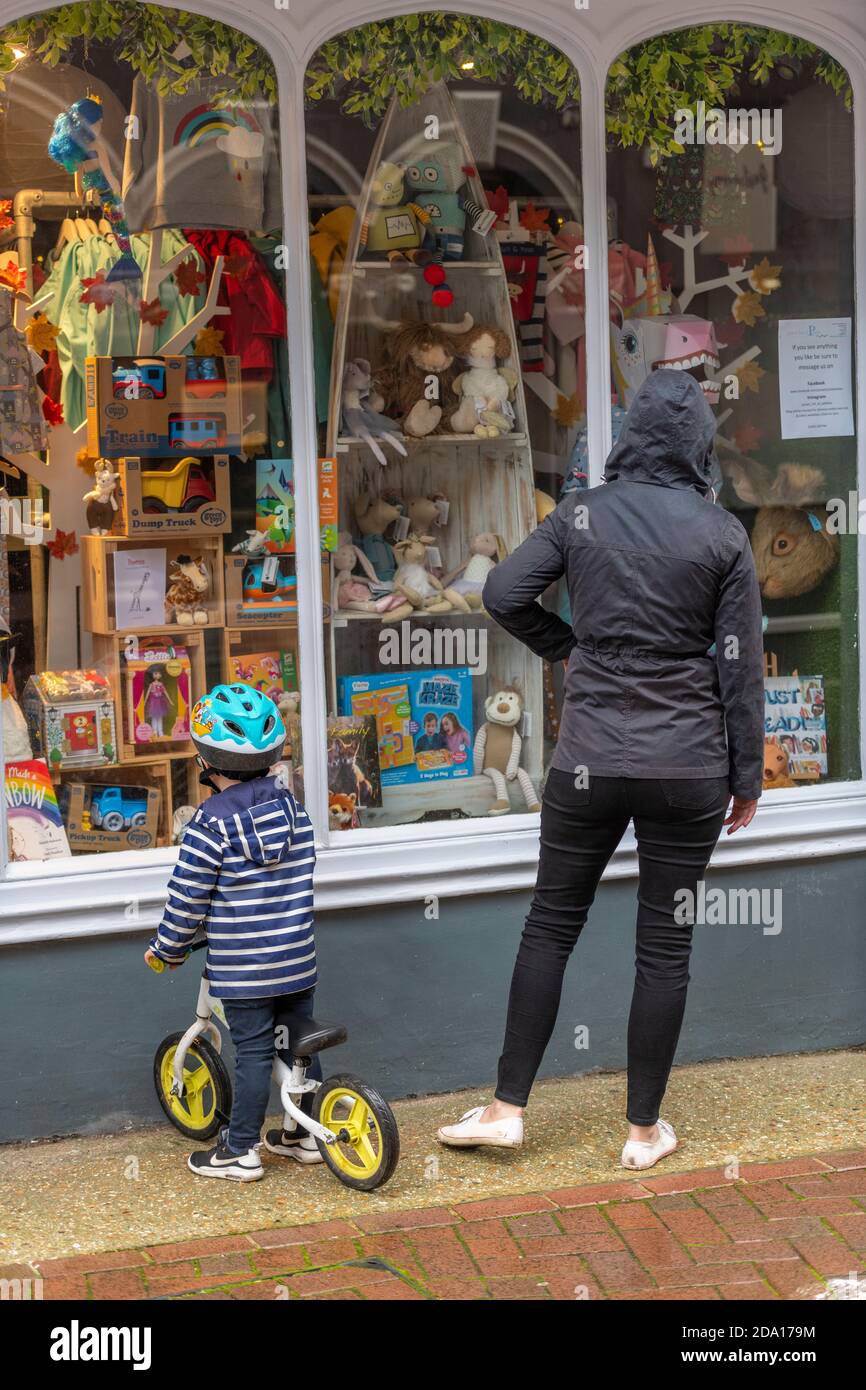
[91,628,207,765]
[81,534,225,636]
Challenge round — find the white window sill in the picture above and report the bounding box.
[1,781,865,945]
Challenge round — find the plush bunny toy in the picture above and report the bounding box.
[721,456,840,600]
[443,532,507,611]
[474,687,540,815]
[333,533,394,614]
[378,532,453,623]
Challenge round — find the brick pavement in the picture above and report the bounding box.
[8,1149,866,1301]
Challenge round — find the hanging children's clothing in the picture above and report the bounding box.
[39,229,206,431]
[122,76,282,234]
[182,229,286,375]
[0,288,48,454]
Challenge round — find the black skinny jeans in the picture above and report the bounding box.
[496,769,729,1125]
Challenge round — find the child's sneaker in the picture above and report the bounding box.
[188,1137,264,1181]
[263,1127,324,1164]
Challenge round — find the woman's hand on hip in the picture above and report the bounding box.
[724,797,758,834]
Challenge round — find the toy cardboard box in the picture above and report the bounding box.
[85,355,243,458]
[111,455,232,537]
[224,552,331,626]
[63,780,161,854]
[124,643,192,750]
[23,670,117,770]
[338,668,473,786]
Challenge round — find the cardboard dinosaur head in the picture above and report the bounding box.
[611,314,721,409]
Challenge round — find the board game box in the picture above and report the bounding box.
[338,668,473,786]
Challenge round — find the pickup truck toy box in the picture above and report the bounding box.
[63,781,161,853]
[86,355,243,458]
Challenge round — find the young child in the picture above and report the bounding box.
[144,682,321,1182]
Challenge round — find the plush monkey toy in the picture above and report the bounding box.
[473,687,540,815]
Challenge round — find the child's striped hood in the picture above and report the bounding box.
[200,780,299,867]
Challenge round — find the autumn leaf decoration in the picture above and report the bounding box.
[734,421,763,454]
[41,396,64,427]
[80,273,116,313]
[194,327,226,356]
[26,314,60,354]
[748,257,782,296]
[175,258,206,297]
[553,392,582,428]
[223,252,252,278]
[736,361,765,394]
[520,201,551,234]
[139,297,168,327]
[48,529,78,560]
[732,290,765,327]
[0,263,27,294]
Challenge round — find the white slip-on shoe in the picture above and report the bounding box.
[620,1118,678,1171]
[437,1105,524,1149]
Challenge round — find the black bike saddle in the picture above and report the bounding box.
[288,1018,348,1058]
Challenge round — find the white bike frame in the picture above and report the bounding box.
[170,974,340,1145]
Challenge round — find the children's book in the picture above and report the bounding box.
[764,675,827,777]
[5,758,71,860]
[326,715,382,808]
[338,668,473,786]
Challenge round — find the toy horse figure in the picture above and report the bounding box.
[166,554,210,626]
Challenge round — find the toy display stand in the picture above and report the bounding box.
[326,82,542,824]
[82,533,225,636]
[91,627,206,764]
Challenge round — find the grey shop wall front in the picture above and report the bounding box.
[1,856,864,1144]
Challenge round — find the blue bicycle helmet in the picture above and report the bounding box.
[191,683,286,774]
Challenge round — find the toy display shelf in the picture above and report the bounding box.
[91,627,207,765]
[358,774,536,830]
[81,534,225,636]
[336,433,529,448]
[325,79,530,458]
[56,757,174,852]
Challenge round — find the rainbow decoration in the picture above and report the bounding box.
[173,104,262,147]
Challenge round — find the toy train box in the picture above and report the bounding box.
[85,355,243,458]
[114,455,231,537]
[338,668,473,787]
[23,670,117,770]
[63,780,161,853]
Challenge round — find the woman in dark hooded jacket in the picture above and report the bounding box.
[438,370,765,1168]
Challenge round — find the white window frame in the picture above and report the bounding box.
[0,0,864,946]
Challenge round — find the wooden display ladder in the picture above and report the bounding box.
[325,82,543,824]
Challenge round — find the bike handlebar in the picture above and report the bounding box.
[147,938,208,973]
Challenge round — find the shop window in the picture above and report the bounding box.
[0,9,297,865]
[605,27,858,790]
[305,14,583,831]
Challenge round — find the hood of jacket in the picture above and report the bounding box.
[604,369,722,497]
[199,775,297,867]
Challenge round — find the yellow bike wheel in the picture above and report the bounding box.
[153,1031,232,1140]
[313,1072,400,1191]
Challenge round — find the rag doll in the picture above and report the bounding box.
[442,532,507,612]
[473,687,540,815]
[353,491,402,583]
[359,161,431,264]
[341,358,407,466]
[378,532,453,623]
[83,458,120,535]
[48,98,139,287]
[721,457,840,600]
[333,535,394,614]
[373,314,473,437]
[449,324,518,437]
